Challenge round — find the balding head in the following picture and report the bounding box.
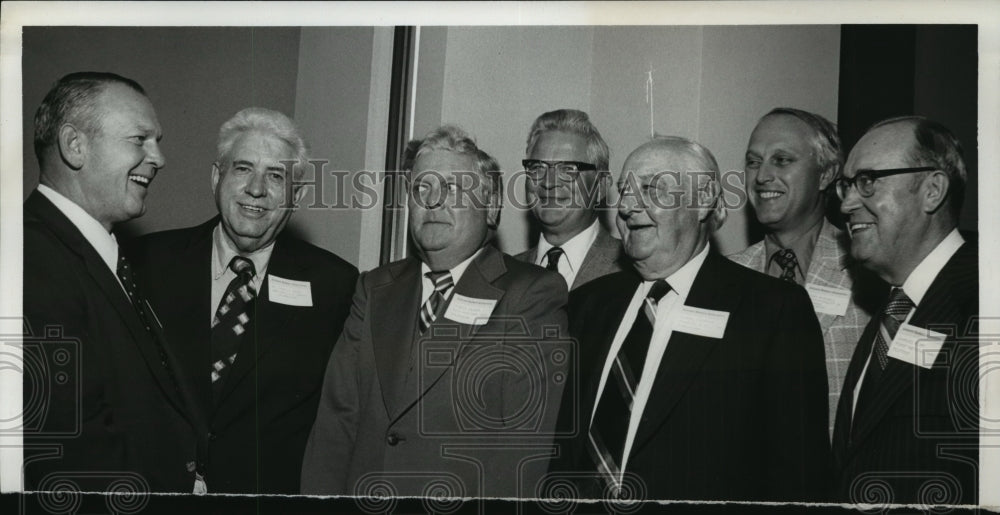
[617,136,725,280]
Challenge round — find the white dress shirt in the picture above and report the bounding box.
[590,243,710,478]
[535,219,600,288]
[210,224,274,321]
[420,248,483,304]
[851,228,965,416]
[38,185,124,290]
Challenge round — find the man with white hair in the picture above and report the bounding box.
[128,107,358,494]
[555,136,830,502]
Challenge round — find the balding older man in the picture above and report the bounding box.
[555,137,830,502]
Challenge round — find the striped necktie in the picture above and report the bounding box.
[588,279,671,493]
[419,270,454,333]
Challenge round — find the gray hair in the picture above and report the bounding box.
[33,71,147,167]
[645,135,726,229]
[525,109,610,172]
[414,124,502,200]
[761,107,843,180]
[216,107,308,177]
[869,116,966,218]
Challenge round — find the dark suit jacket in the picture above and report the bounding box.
[22,191,206,492]
[516,223,625,290]
[126,218,357,494]
[301,245,569,498]
[554,252,830,502]
[832,240,979,505]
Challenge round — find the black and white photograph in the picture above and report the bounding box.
[1,1,997,513]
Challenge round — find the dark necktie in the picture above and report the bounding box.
[588,279,671,492]
[856,287,914,412]
[545,246,565,272]
[770,248,799,283]
[419,270,454,333]
[210,256,256,400]
[117,254,180,390]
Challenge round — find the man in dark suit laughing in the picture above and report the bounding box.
[553,136,830,502]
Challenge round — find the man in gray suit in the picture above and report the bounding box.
[301,125,569,498]
[517,109,624,290]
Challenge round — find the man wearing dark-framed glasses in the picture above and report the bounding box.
[831,116,978,505]
[517,109,625,290]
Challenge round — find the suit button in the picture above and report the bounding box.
[386,433,400,446]
[208,432,217,442]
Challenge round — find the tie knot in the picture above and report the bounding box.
[647,279,672,303]
[545,246,564,271]
[885,287,914,317]
[773,248,798,268]
[229,256,256,281]
[426,270,454,292]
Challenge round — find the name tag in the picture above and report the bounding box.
[444,294,497,326]
[267,275,313,307]
[805,283,851,317]
[887,323,948,369]
[673,305,730,339]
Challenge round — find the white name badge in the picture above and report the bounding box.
[267,275,314,307]
[887,323,948,369]
[444,294,497,326]
[805,283,852,317]
[673,305,730,339]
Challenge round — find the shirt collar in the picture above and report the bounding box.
[641,243,710,298]
[901,228,964,307]
[421,247,483,286]
[38,184,119,273]
[212,223,275,281]
[535,218,601,272]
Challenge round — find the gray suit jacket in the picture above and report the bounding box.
[728,219,882,438]
[301,245,569,498]
[516,223,625,290]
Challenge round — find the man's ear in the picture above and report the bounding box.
[57,123,86,170]
[696,177,722,224]
[211,162,222,193]
[818,163,838,191]
[922,170,950,213]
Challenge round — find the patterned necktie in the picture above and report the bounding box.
[860,287,914,389]
[771,248,799,283]
[545,246,565,272]
[210,256,256,400]
[419,270,454,333]
[588,279,672,492]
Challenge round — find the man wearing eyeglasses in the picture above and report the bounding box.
[831,116,978,504]
[729,107,882,439]
[302,125,569,498]
[517,109,625,290]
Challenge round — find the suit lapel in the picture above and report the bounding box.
[25,192,192,417]
[804,220,847,327]
[393,247,508,422]
[572,225,622,290]
[630,253,732,453]
[372,258,423,420]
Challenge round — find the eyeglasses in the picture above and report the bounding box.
[522,159,597,182]
[834,166,936,200]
